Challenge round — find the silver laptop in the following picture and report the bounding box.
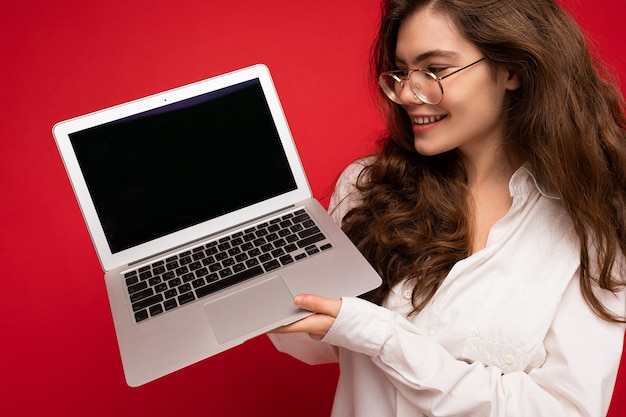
[53,64,381,387]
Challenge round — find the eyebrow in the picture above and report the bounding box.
[395,49,461,65]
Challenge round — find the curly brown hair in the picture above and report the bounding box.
[342,0,626,322]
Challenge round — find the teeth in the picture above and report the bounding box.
[413,115,443,125]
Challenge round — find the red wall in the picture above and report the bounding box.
[2,1,624,416]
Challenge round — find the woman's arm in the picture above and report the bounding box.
[296,278,625,416]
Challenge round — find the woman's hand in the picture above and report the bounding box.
[271,294,342,340]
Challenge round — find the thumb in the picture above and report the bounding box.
[294,294,341,317]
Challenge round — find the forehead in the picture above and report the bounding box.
[395,7,479,63]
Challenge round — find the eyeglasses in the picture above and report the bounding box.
[378,57,485,105]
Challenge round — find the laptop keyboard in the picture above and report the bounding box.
[123,209,333,323]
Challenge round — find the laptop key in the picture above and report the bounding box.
[130,287,154,303]
[271,248,285,258]
[139,270,152,280]
[128,281,148,295]
[292,213,310,224]
[182,272,196,282]
[194,265,265,300]
[219,268,233,278]
[297,233,326,248]
[192,278,205,288]
[164,299,178,311]
[132,293,164,312]
[195,268,209,277]
[305,245,321,255]
[263,259,281,272]
[178,292,195,305]
[279,254,294,266]
[299,226,321,238]
[135,310,149,322]
[149,304,164,317]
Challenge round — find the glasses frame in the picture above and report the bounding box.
[379,57,486,105]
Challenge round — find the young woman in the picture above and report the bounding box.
[270,0,626,416]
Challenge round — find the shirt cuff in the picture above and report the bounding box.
[322,296,395,356]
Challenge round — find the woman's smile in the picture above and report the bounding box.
[412,114,445,125]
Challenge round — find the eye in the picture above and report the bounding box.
[387,69,409,81]
[427,66,449,75]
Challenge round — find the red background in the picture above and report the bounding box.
[2,1,624,416]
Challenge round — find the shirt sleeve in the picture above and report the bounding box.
[267,332,339,365]
[327,157,370,226]
[267,158,370,364]
[322,280,625,417]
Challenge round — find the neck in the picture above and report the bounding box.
[461,145,519,188]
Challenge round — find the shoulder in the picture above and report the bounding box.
[328,156,376,226]
[337,156,375,187]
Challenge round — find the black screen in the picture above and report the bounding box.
[69,79,297,254]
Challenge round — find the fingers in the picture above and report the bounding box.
[293,294,342,317]
[268,295,342,340]
[272,313,336,341]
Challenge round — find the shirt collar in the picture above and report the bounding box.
[510,163,560,200]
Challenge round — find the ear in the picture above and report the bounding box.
[504,68,521,91]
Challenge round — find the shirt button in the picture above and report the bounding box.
[504,354,515,365]
[403,290,412,298]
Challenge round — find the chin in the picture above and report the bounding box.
[413,144,447,157]
[413,137,456,157]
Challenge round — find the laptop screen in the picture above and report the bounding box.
[69,79,297,254]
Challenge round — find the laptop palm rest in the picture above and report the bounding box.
[204,275,302,344]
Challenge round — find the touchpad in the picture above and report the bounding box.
[204,276,301,344]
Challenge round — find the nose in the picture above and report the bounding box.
[397,80,424,104]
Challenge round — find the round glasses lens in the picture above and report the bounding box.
[378,72,404,104]
[409,70,443,105]
[378,70,443,105]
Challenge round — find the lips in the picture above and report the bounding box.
[412,115,445,125]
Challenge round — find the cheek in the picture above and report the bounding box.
[445,78,508,124]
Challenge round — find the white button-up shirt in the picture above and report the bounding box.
[270,159,625,417]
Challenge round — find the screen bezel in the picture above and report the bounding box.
[53,64,311,271]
